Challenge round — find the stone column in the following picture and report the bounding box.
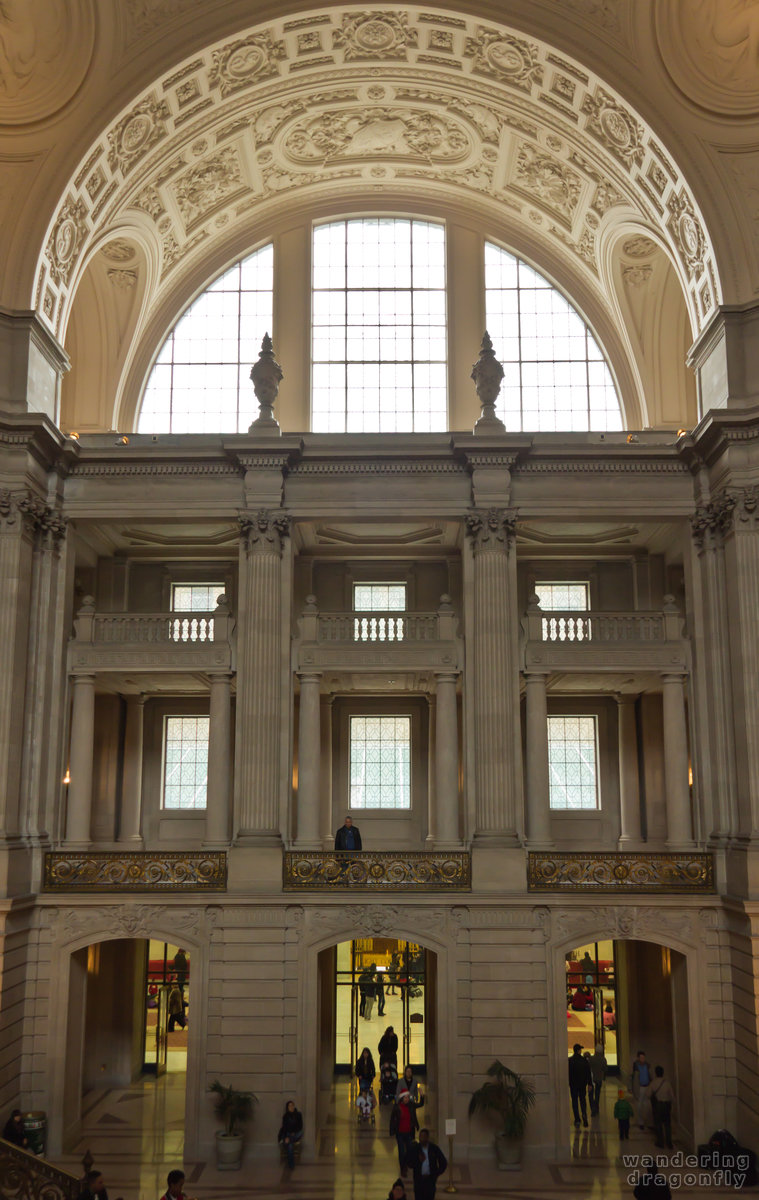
[617,694,642,845]
[524,673,552,846]
[66,675,96,845]
[206,673,232,845]
[297,672,322,847]
[661,674,694,848]
[434,671,460,845]
[234,510,290,840]
[465,509,521,842]
[119,694,145,843]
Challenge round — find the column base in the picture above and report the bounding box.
[203,840,232,850]
[524,838,554,851]
[617,837,647,851]
[116,836,144,846]
[471,831,522,848]
[429,839,466,852]
[664,840,697,852]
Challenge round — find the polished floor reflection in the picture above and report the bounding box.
[50,1070,739,1198]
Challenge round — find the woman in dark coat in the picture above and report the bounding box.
[355,1046,376,1089]
[378,1026,398,1064]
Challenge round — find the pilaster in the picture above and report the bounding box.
[524,672,552,847]
[0,307,69,420]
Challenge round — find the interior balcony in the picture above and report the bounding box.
[521,593,688,673]
[68,595,235,674]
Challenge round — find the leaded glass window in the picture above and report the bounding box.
[350,715,411,809]
[547,715,599,810]
[162,716,209,810]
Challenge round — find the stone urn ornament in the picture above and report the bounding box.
[472,331,506,433]
[248,332,282,434]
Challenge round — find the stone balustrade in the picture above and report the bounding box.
[527,850,714,892]
[68,598,235,673]
[283,850,471,890]
[318,611,439,643]
[522,599,688,672]
[296,595,461,672]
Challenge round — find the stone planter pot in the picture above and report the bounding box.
[495,1132,523,1169]
[215,1130,245,1170]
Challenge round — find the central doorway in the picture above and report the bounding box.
[334,938,429,1074]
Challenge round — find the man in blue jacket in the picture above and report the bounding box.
[405,1128,448,1199]
[334,814,362,851]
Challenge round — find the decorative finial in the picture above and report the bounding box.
[248,333,282,434]
[472,331,506,434]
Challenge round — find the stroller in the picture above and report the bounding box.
[356,1085,377,1127]
[379,1060,398,1104]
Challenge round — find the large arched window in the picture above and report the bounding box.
[138,244,273,434]
[485,242,622,432]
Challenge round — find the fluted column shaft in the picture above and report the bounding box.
[66,675,96,845]
[119,695,145,843]
[617,695,642,844]
[206,674,232,844]
[0,498,37,838]
[297,672,322,846]
[524,673,552,846]
[434,672,460,844]
[467,510,521,840]
[234,512,289,839]
[661,674,694,848]
[721,495,759,837]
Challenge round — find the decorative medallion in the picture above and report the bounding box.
[667,189,705,280]
[208,31,286,97]
[623,235,658,258]
[107,94,170,176]
[46,196,88,287]
[581,86,645,169]
[332,12,419,60]
[465,27,543,92]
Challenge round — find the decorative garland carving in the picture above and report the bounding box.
[43,851,227,892]
[528,851,714,893]
[285,851,470,891]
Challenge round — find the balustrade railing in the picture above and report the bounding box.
[318,612,440,643]
[91,613,216,643]
[539,611,666,643]
[0,1139,80,1200]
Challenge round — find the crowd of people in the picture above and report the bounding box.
[568,1043,676,1152]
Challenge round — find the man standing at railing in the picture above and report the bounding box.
[335,814,362,852]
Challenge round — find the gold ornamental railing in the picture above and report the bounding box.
[527,851,714,893]
[0,1138,80,1200]
[43,851,227,892]
[284,850,471,891]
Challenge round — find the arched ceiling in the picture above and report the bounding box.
[37,3,718,355]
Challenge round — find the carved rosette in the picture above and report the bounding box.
[332,12,418,60]
[239,508,291,556]
[464,27,543,92]
[528,851,714,893]
[107,94,171,176]
[581,86,645,169]
[284,851,471,891]
[45,196,88,287]
[208,31,286,97]
[465,508,517,555]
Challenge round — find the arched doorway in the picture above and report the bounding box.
[563,938,693,1146]
[62,937,192,1153]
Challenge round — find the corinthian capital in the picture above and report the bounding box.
[239,508,291,556]
[465,507,517,554]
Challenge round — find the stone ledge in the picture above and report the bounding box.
[527,850,714,892]
[283,850,471,890]
[43,850,227,891]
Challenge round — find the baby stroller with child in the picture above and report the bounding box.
[379,1060,398,1104]
[356,1085,377,1127]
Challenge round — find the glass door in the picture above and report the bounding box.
[334,938,426,1073]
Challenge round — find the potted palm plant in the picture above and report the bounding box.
[468,1059,536,1169]
[209,1080,257,1170]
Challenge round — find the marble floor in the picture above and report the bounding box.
[50,1070,750,1199]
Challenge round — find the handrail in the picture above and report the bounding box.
[317,611,439,643]
[0,1136,80,1200]
[91,612,216,643]
[523,609,682,645]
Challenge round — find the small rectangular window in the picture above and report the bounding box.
[534,582,589,611]
[162,715,209,810]
[352,583,407,641]
[350,715,410,809]
[171,584,225,611]
[548,715,599,810]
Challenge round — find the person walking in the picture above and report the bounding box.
[160,1170,193,1200]
[359,965,373,1018]
[631,1050,653,1129]
[589,1043,607,1116]
[171,949,188,993]
[614,1089,634,1140]
[389,1088,419,1176]
[77,1171,109,1200]
[278,1100,303,1167]
[396,1065,423,1106]
[167,978,186,1032]
[379,1026,398,1065]
[376,970,386,1017]
[364,965,377,1021]
[385,1180,407,1200]
[568,1043,592,1127]
[649,1066,674,1149]
[405,1128,448,1200]
[355,1046,376,1090]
